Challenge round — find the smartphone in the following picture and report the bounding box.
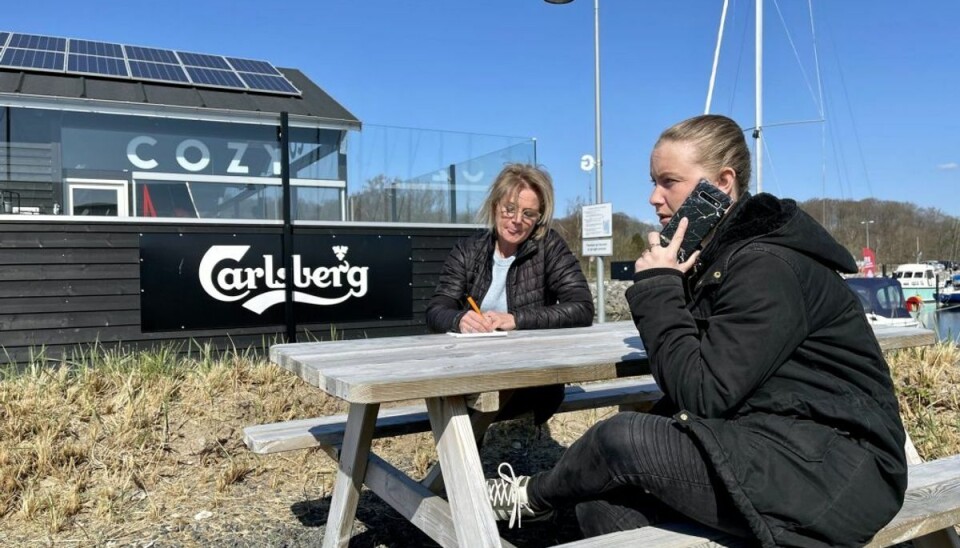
[659,179,732,262]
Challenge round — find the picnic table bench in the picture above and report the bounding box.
[246,321,960,547]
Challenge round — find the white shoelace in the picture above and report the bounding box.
[493,462,528,528]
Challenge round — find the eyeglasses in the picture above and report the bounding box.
[500,202,542,224]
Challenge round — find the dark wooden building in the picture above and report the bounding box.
[0,31,479,364]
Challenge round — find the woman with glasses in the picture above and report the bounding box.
[426,163,594,423]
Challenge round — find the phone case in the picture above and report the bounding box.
[659,180,732,262]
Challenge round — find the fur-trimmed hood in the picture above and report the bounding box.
[702,192,858,274]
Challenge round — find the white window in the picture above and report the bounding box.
[66,179,129,217]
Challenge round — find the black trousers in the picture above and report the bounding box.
[526,411,753,539]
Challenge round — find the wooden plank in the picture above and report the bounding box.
[867,455,960,547]
[243,378,661,455]
[0,263,139,282]
[0,248,137,265]
[874,327,937,351]
[271,322,934,404]
[243,405,429,454]
[322,403,379,548]
[0,310,140,331]
[360,453,467,548]
[0,295,139,314]
[0,279,140,299]
[427,395,503,547]
[0,232,139,248]
[557,522,747,547]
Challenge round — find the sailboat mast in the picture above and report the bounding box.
[755,0,763,194]
[705,0,730,114]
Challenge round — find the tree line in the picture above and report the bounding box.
[553,197,960,277]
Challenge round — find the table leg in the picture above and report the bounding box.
[322,402,379,548]
[421,390,513,493]
[426,395,503,548]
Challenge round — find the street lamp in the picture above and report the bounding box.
[546,0,606,322]
[861,220,875,250]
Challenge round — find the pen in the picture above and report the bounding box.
[466,295,483,315]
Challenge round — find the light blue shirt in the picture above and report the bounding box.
[480,251,515,313]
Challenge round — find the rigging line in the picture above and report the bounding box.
[825,102,851,200]
[742,118,823,131]
[807,0,828,224]
[758,132,782,197]
[825,17,875,199]
[727,0,750,114]
[771,0,821,112]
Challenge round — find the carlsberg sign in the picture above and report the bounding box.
[199,245,369,314]
[139,233,412,332]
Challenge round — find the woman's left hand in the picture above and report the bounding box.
[483,311,517,331]
[635,217,700,274]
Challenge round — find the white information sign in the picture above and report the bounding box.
[582,238,613,257]
[582,203,613,239]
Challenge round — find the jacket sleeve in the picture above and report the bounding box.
[514,232,595,329]
[625,249,809,417]
[425,240,470,333]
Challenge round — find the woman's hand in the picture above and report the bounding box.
[483,311,517,331]
[459,311,495,333]
[635,217,700,275]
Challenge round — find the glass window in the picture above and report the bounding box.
[135,179,282,220]
[293,186,342,221]
[67,181,128,216]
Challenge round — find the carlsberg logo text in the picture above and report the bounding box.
[198,245,369,314]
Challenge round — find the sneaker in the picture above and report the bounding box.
[486,462,553,528]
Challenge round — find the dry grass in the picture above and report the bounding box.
[0,339,957,546]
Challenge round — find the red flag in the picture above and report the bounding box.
[142,185,157,217]
[861,247,877,277]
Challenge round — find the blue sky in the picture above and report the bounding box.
[6,1,959,224]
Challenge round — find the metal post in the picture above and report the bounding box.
[448,164,457,224]
[593,0,605,323]
[755,0,763,194]
[279,112,296,343]
[544,0,604,322]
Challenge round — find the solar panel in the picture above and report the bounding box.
[0,30,300,96]
[0,48,65,71]
[68,54,128,77]
[125,45,178,64]
[70,39,123,58]
[8,33,65,52]
[239,72,299,94]
[226,57,281,76]
[178,51,230,70]
[129,60,188,83]
[186,66,244,88]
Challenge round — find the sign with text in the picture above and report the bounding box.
[581,203,613,239]
[139,233,412,332]
[582,238,613,257]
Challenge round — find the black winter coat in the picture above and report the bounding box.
[426,228,594,333]
[626,194,907,547]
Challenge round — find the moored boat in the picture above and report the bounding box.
[846,276,922,328]
[892,263,943,303]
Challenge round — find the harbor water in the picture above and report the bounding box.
[920,305,960,343]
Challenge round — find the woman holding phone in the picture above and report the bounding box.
[485,115,907,547]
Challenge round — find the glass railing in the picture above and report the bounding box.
[347,125,535,224]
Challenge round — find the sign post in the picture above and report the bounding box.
[582,202,613,322]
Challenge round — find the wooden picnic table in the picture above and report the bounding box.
[269,320,936,548]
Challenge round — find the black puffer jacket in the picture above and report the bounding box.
[626,194,907,547]
[426,228,594,333]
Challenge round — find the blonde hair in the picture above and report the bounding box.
[656,114,752,198]
[478,163,554,240]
